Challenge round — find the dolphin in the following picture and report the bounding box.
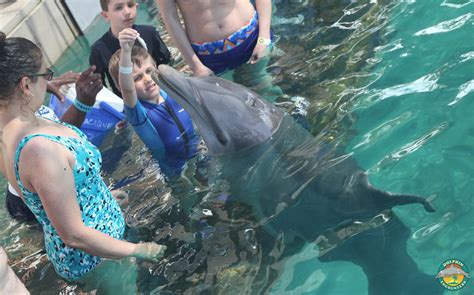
[155,65,441,294]
[436,265,471,279]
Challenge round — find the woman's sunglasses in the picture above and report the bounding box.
[29,68,54,81]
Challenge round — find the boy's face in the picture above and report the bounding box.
[102,1,138,32]
[133,57,161,101]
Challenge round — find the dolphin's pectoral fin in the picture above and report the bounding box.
[374,187,436,212]
[388,193,435,212]
[356,171,435,213]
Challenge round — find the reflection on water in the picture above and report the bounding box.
[1,0,473,293]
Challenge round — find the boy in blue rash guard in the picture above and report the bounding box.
[90,0,171,97]
[109,28,199,176]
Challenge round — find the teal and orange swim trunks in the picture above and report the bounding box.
[191,12,260,74]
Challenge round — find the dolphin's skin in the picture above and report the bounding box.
[155,65,441,294]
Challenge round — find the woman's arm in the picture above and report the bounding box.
[156,0,213,76]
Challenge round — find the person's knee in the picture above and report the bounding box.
[0,247,8,280]
[0,247,29,294]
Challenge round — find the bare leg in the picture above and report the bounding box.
[232,54,283,102]
[0,247,29,294]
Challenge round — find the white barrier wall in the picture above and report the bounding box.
[64,0,101,32]
[0,0,81,65]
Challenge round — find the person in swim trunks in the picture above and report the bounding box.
[0,32,166,293]
[108,28,199,177]
[156,0,271,76]
[156,0,283,100]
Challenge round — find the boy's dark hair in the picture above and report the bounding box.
[100,0,136,11]
[99,0,110,11]
[109,46,155,87]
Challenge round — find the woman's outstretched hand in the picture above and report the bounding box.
[130,242,167,262]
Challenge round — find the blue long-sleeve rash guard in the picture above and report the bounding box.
[123,90,199,176]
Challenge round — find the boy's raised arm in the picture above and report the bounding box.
[118,29,140,108]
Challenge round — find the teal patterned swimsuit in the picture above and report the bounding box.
[14,122,125,281]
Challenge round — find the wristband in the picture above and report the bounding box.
[119,66,133,74]
[74,99,93,113]
[257,37,271,46]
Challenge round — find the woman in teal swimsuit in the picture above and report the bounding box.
[0,32,165,292]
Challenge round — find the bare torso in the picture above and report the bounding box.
[176,0,255,43]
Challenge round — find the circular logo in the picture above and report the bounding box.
[436,259,470,290]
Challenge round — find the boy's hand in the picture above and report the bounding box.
[248,43,269,65]
[192,64,214,77]
[118,28,139,52]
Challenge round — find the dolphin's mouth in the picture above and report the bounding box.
[155,70,185,100]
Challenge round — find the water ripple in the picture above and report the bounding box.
[448,79,474,106]
[441,0,474,9]
[412,212,456,240]
[374,39,404,53]
[389,122,448,160]
[353,112,414,149]
[414,13,472,36]
[371,122,448,172]
[363,73,441,104]
[460,51,474,62]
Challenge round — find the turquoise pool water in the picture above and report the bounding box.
[0,0,472,294]
[272,0,474,294]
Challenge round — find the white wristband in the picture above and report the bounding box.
[119,66,133,74]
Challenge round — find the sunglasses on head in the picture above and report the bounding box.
[29,68,54,81]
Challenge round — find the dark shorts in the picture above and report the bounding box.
[5,188,37,223]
